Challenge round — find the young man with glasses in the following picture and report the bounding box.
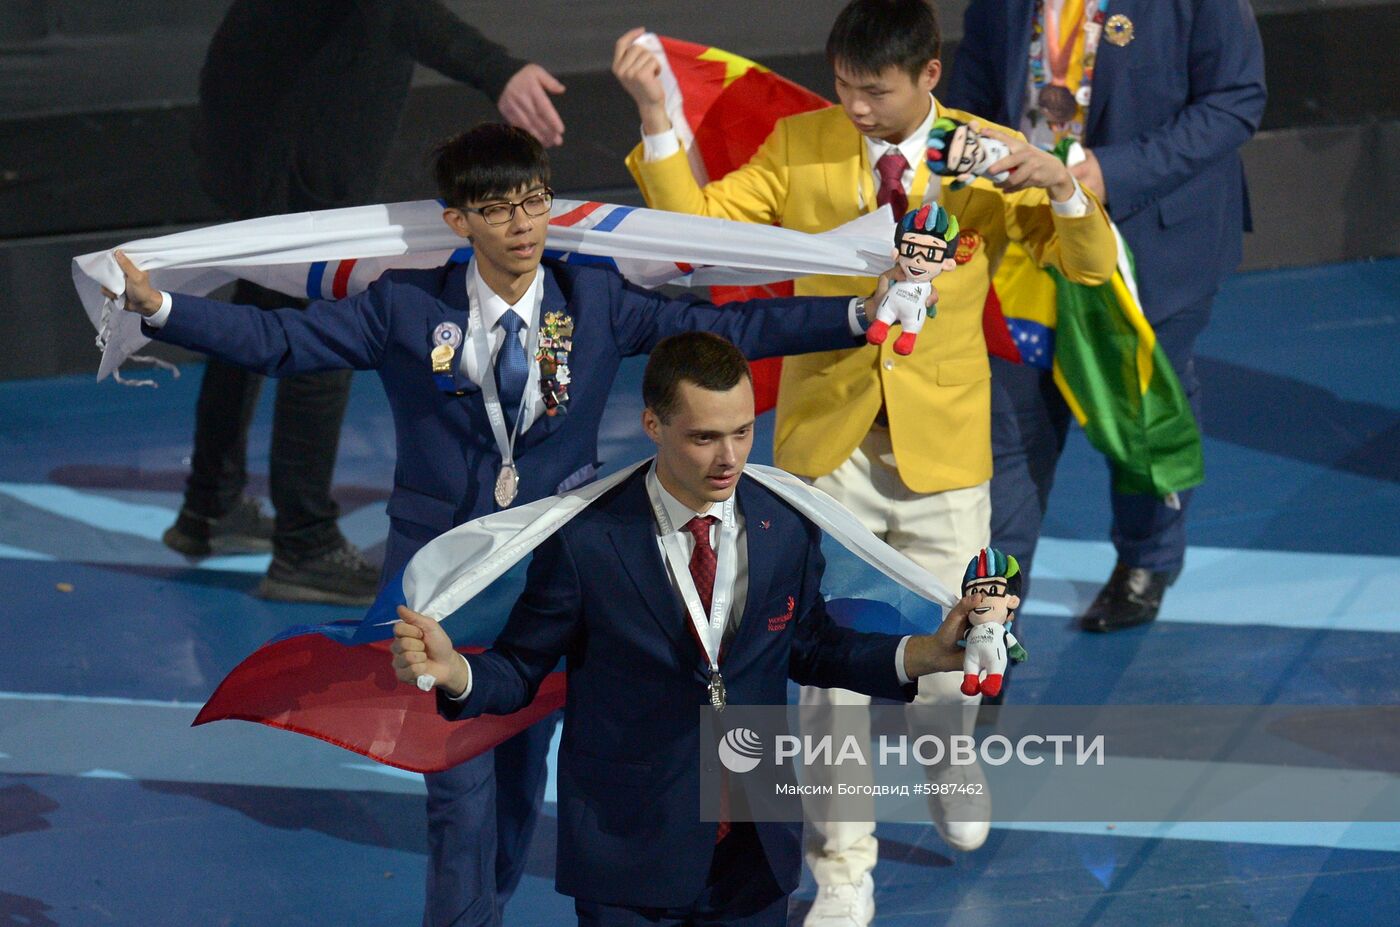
[111,122,895,927]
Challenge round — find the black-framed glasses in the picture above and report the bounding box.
[898,240,951,262]
[465,188,554,226]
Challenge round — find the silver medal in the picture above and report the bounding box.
[494,463,519,507]
[708,670,727,712]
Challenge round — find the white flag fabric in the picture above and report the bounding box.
[71,198,895,383]
[395,459,958,626]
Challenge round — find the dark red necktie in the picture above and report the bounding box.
[875,149,909,218]
[683,514,730,842]
[683,515,718,615]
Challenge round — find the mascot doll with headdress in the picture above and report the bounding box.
[866,203,961,356]
[959,547,1029,697]
[925,116,1011,190]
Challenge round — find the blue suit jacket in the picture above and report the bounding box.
[440,469,916,906]
[945,0,1267,317]
[146,259,862,576]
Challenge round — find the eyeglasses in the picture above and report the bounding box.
[898,240,951,263]
[465,189,554,226]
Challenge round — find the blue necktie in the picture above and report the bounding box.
[494,309,529,434]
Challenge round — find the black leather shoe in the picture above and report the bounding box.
[162,497,273,557]
[1078,564,1172,632]
[256,541,378,606]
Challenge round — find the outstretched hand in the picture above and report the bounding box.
[100,250,164,316]
[391,605,469,696]
[498,63,567,148]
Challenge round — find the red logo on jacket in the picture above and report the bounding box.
[768,595,796,632]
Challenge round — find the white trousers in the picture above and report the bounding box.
[801,427,990,886]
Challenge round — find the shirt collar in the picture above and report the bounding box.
[470,261,541,331]
[646,462,737,533]
[864,94,940,173]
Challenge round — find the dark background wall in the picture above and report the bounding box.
[2,0,1397,380]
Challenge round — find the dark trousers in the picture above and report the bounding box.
[989,295,1214,593]
[423,714,558,927]
[573,824,788,927]
[182,279,351,559]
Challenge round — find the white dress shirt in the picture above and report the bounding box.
[463,262,545,433]
[646,464,749,646]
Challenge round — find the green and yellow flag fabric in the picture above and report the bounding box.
[991,145,1204,498]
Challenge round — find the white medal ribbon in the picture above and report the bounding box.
[466,261,544,500]
[644,470,740,680]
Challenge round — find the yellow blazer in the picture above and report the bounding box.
[628,102,1116,493]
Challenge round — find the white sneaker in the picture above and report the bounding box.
[928,757,991,852]
[803,873,875,927]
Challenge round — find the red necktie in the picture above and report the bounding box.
[683,515,718,615]
[875,149,909,218]
[683,514,730,842]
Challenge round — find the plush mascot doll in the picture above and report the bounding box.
[959,547,1029,697]
[925,117,1010,190]
[866,203,960,356]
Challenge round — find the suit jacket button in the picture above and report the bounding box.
[883,359,895,371]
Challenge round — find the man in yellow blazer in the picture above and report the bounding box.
[615,2,1116,922]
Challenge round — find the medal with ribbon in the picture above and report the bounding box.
[646,469,740,712]
[464,263,544,508]
[1029,0,1110,135]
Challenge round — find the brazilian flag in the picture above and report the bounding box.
[994,149,1203,498]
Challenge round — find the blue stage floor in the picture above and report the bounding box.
[2,258,1398,925]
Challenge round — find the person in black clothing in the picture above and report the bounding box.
[164,0,567,605]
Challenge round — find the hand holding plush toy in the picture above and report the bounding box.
[925,117,1011,190]
[866,203,960,356]
[958,547,1028,698]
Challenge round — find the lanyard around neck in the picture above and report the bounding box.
[466,263,543,472]
[645,468,740,674]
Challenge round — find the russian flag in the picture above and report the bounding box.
[191,537,944,774]
[193,565,564,774]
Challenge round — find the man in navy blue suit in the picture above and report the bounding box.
[393,331,977,926]
[944,0,1266,631]
[111,124,893,927]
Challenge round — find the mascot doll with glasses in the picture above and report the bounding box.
[866,203,961,356]
[959,547,1029,698]
[925,116,1011,190]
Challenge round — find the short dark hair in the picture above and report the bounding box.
[826,0,941,81]
[432,123,550,208]
[643,332,753,423]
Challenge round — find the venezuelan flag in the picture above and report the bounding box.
[992,142,1203,499]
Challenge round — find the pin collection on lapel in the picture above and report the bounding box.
[537,311,574,416]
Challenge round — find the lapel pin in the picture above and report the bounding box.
[1104,13,1134,46]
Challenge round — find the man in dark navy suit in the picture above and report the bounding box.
[945,0,1266,631]
[393,331,976,926]
[111,124,895,927]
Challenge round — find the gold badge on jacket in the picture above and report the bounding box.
[955,229,982,265]
[1104,14,1134,46]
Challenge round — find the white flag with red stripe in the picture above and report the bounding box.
[72,197,892,383]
